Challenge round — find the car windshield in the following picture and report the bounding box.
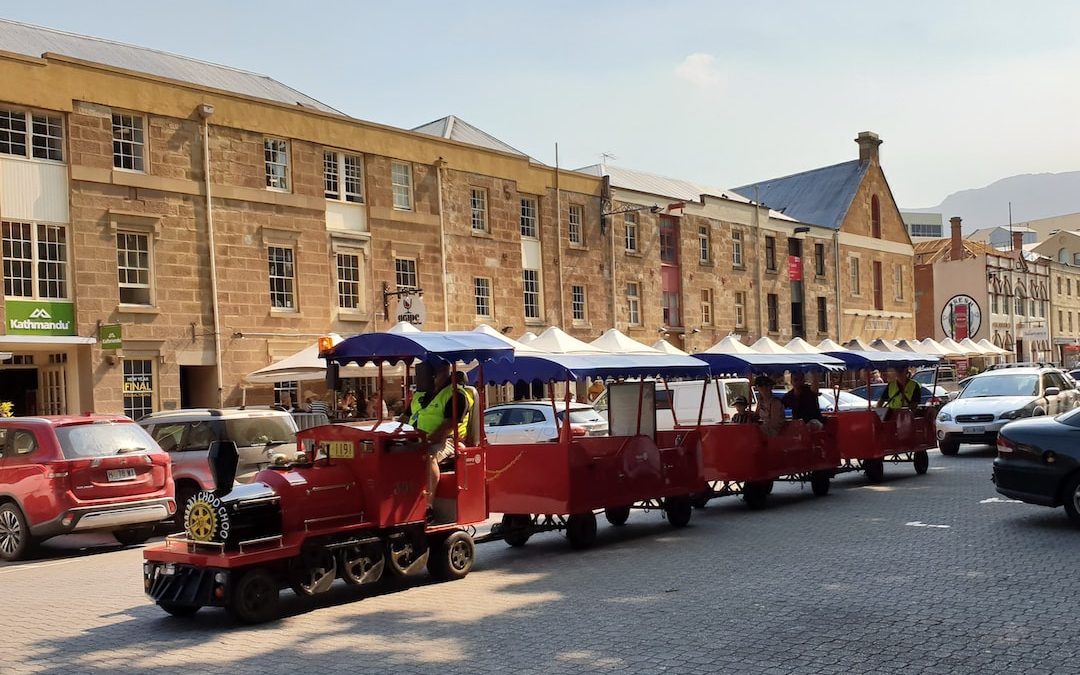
[958,374,1038,399]
[1057,408,1080,428]
[55,421,162,459]
[557,408,604,424]
[223,416,297,446]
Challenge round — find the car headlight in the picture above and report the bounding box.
[999,404,1034,420]
[937,411,952,423]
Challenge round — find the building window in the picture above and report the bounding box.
[0,108,64,161]
[2,221,68,300]
[391,161,413,210]
[112,113,145,172]
[470,189,489,232]
[568,205,584,245]
[662,291,680,327]
[336,253,360,310]
[734,291,746,328]
[659,217,677,263]
[1039,300,1046,318]
[274,381,298,406]
[324,151,363,203]
[814,242,825,276]
[873,261,884,311]
[765,236,777,271]
[474,277,492,317]
[264,137,289,190]
[1014,292,1023,316]
[991,294,999,314]
[1071,312,1074,333]
[871,195,882,238]
[816,296,828,333]
[701,288,713,326]
[1059,309,1064,332]
[910,222,942,237]
[767,293,779,332]
[116,231,152,305]
[122,358,154,421]
[520,197,538,238]
[571,285,586,322]
[1030,299,1036,317]
[1057,276,1062,295]
[698,226,711,263]
[523,269,541,320]
[850,257,861,295]
[625,212,638,252]
[626,282,641,326]
[267,246,295,310]
[1069,278,1073,296]
[732,231,744,268]
[395,258,418,290]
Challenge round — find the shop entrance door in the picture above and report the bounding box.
[0,368,39,416]
[39,364,67,415]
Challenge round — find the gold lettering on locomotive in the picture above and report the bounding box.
[185,491,230,542]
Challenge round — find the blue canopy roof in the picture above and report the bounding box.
[694,352,846,376]
[325,332,515,367]
[476,353,710,385]
[822,350,939,369]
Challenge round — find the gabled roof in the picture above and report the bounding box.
[412,115,533,159]
[913,238,1000,265]
[0,19,340,114]
[576,163,798,222]
[731,160,869,230]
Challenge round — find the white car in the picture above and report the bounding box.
[935,367,1080,456]
[818,390,872,412]
[483,402,608,444]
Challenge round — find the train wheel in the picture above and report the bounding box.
[604,506,631,527]
[811,472,831,497]
[340,542,385,586]
[501,514,532,548]
[227,568,279,624]
[664,496,692,528]
[386,533,430,576]
[743,482,769,510]
[290,546,338,596]
[428,530,476,581]
[566,512,597,549]
[913,451,930,475]
[864,459,885,483]
[157,601,201,618]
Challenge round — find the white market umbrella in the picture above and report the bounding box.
[472,324,546,353]
[245,334,344,384]
[977,338,1011,356]
[845,337,874,351]
[750,336,793,354]
[940,337,979,356]
[894,339,923,352]
[591,328,661,354]
[920,337,960,356]
[517,331,538,345]
[388,321,421,333]
[652,339,688,355]
[959,337,994,356]
[785,338,822,353]
[816,338,847,352]
[870,338,904,353]
[529,326,608,354]
[705,335,758,354]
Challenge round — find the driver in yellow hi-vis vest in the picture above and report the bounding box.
[877,368,921,412]
[406,361,473,517]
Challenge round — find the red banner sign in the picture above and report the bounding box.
[953,303,969,340]
[787,255,802,282]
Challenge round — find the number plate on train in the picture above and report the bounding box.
[324,441,355,459]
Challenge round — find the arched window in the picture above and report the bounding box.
[1014,285,1024,315]
[870,195,881,238]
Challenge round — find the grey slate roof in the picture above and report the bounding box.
[0,19,340,114]
[412,115,533,158]
[731,160,869,230]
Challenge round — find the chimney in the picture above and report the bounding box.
[949,216,964,261]
[1011,230,1024,254]
[856,131,882,164]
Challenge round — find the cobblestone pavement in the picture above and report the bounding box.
[2,445,1078,674]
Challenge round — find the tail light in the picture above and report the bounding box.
[570,425,587,437]
[45,460,72,480]
[997,434,1017,454]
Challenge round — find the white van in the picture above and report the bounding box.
[593,378,752,431]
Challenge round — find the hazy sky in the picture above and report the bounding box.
[5,1,1079,207]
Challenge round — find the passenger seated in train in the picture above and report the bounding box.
[753,375,785,437]
[782,372,824,430]
[730,396,755,424]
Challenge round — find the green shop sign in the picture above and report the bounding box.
[5,300,75,336]
[100,323,123,350]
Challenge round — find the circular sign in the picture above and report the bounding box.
[184,491,230,542]
[940,294,982,340]
[396,294,426,327]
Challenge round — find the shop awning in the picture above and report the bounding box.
[0,335,96,345]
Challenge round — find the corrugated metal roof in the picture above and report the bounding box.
[0,19,340,114]
[412,115,533,159]
[913,238,999,264]
[731,160,869,230]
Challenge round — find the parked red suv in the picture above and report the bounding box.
[0,414,175,561]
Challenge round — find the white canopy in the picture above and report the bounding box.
[472,324,546,353]
[652,339,688,355]
[517,331,538,345]
[245,334,344,384]
[816,338,847,352]
[845,337,874,351]
[591,328,661,354]
[870,338,904,353]
[785,338,822,353]
[705,335,758,354]
[977,338,1012,356]
[959,337,995,356]
[388,321,421,333]
[528,326,608,354]
[940,337,980,356]
[894,339,923,352]
[920,337,960,356]
[750,336,793,354]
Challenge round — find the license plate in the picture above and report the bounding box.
[963,426,985,434]
[107,468,137,481]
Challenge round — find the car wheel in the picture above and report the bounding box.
[427,530,476,581]
[810,471,831,496]
[863,459,885,483]
[604,506,631,527]
[1062,473,1080,526]
[226,568,280,624]
[663,496,692,528]
[0,503,33,562]
[939,439,960,456]
[113,526,155,547]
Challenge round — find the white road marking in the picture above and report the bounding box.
[980,497,1022,504]
[905,520,951,529]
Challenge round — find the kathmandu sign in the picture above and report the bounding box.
[396,294,426,327]
[5,300,75,336]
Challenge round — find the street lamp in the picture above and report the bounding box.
[381,282,423,321]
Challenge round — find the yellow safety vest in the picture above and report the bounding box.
[409,384,473,441]
[884,379,920,410]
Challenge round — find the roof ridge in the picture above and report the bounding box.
[734,158,861,191]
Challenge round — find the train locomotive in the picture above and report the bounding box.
[143,331,513,623]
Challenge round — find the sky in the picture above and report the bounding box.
[4,0,1080,208]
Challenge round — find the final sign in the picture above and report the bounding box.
[940,294,981,340]
[396,293,426,327]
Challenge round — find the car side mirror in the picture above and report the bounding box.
[1045,387,1061,397]
[208,440,239,495]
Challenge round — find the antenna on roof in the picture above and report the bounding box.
[600,152,617,168]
